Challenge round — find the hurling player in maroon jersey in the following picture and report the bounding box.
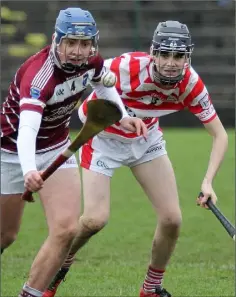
[0,7,147,297]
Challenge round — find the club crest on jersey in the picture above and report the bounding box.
[151,93,165,106]
[151,97,162,106]
[30,87,41,99]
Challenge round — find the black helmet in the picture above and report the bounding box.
[151,20,194,85]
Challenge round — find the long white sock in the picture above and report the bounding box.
[19,283,43,297]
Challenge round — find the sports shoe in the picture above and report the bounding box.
[140,286,171,297]
[43,268,69,297]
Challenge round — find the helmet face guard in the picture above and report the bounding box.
[53,8,99,72]
[151,21,194,85]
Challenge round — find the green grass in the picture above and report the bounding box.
[1,128,235,296]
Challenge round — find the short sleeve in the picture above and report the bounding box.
[90,53,104,82]
[182,68,217,123]
[19,65,53,114]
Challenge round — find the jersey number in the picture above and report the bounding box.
[71,81,76,92]
[71,74,89,93]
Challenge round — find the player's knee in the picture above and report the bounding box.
[80,215,108,235]
[159,211,182,236]
[50,218,78,243]
[1,231,18,249]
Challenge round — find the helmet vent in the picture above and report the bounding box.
[64,11,72,17]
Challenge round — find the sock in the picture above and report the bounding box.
[62,253,75,269]
[1,248,4,254]
[18,283,43,297]
[143,266,165,293]
[48,253,75,288]
[46,255,75,291]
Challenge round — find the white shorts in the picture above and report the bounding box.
[79,125,167,177]
[1,142,78,194]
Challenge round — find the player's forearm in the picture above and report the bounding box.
[17,110,42,176]
[204,130,228,183]
[17,126,38,175]
[92,84,129,119]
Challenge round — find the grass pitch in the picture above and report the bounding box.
[1,128,235,296]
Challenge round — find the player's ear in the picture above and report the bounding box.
[52,33,55,42]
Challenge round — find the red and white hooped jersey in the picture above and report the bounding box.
[79,52,217,140]
[1,45,104,153]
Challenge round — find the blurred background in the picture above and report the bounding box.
[1,3,235,295]
[1,0,235,128]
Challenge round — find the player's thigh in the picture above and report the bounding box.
[131,154,180,218]
[39,167,81,231]
[1,150,26,235]
[1,150,25,195]
[82,168,111,220]
[1,194,25,236]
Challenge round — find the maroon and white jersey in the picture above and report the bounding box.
[79,52,217,139]
[1,45,104,152]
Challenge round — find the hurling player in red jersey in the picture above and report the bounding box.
[0,7,146,297]
[46,21,228,297]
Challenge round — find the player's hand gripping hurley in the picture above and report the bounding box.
[198,192,235,241]
[21,99,122,202]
